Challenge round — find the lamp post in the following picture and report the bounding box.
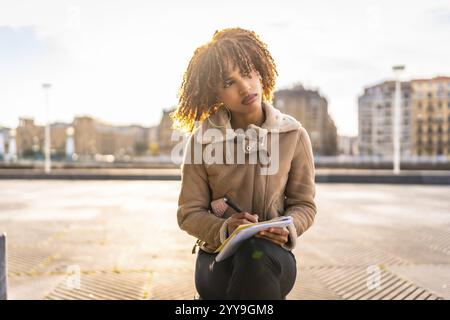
[7,129,17,163]
[42,83,52,174]
[65,126,75,161]
[0,129,5,161]
[392,65,405,175]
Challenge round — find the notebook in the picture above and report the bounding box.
[213,216,293,262]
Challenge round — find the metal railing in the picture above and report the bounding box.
[0,233,6,300]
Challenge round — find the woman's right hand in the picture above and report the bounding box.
[227,212,259,235]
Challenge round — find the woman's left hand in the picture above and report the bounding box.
[255,227,289,246]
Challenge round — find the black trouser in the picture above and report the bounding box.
[195,237,297,300]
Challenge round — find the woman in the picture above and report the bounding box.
[171,28,316,300]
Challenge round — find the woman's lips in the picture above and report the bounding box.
[242,93,258,105]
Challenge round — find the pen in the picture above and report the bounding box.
[223,197,242,213]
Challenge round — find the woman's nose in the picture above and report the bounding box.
[239,81,252,95]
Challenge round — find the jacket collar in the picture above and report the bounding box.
[194,101,301,145]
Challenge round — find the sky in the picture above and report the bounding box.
[1,0,449,136]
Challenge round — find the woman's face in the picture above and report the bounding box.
[215,65,263,115]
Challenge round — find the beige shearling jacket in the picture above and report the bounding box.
[177,101,317,254]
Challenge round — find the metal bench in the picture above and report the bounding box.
[0,233,6,300]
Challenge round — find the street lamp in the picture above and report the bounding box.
[7,129,17,163]
[392,65,405,175]
[0,128,5,161]
[42,83,52,174]
[65,126,75,161]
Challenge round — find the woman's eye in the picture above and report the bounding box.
[224,81,233,88]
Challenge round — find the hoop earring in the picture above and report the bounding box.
[207,104,231,129]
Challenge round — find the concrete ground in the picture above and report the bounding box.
[1,181,449,300]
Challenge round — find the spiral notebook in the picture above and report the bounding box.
[213,216,293,262]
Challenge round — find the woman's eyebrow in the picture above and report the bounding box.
[222,67,247,81]
[223,75,233,82]
[223,71,238,81]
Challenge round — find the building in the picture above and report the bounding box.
[358,81,412,157]
[73,116,150,160]
[157,109,181,156]
[411,76,450,156]
[7,115,151,161]
[72,116,100,157]
[14,118,70,159]
[50,122,71,157]
[338,135,359,156]
[358,76,450,157]
[273,84,338,156]
[148,125,159,155]
[15,117,45,158]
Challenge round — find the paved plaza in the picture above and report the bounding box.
[1,181,449,300]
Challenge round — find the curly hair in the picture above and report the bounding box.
[170,27,278,133]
